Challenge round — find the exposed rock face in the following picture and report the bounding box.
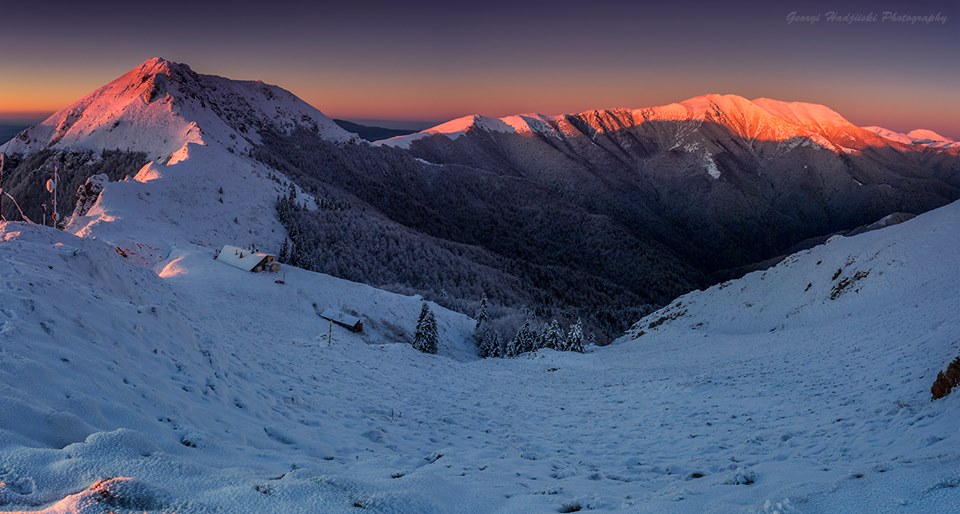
[72,174,109,220]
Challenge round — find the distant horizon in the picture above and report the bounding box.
[1,0,956,138]
[0,86,956,140]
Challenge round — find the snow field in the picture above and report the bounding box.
[1,199,958,512]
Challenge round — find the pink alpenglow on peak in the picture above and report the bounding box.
[377,93,916,153]
[0,58,358,163]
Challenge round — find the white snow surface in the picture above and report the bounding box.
[0,222,477,513]
[63,141,296,254]
[750,97,849,131]
[862,126,959,149]
[2,193,959,512]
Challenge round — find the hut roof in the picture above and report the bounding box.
[319,308,362,328]
[216,245,274,272]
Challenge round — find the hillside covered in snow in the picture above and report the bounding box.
[1,186,958,511]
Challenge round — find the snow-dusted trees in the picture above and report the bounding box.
[566,318,585,353]
[492,318,585,358]
[476,332,496,358]
[475,293,489,330]
[539,319,566,351]
[257,128,679,344]
[507,320,536,357]
[488,334,503,358]
[474,293,498,358]
[275,185,300,265]
[413,303,438,354]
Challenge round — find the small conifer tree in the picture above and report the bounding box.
[566,319,585,353]
[489,334,502,358]
[540,319,566,351]
[413,303,438,354]
[475,293,489,331]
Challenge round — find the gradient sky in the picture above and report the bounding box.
[0,0,956,137]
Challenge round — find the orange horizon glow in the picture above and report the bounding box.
[1,2,956,138]
[2,62,957,139]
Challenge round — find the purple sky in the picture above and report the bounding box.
[0,0,956,137]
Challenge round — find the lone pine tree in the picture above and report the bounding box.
[413,303,439,354]
[566,318,585,353]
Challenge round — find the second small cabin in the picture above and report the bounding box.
[216,245,281,273]
[319,308,364,333]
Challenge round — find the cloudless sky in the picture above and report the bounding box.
[0,0,956,137]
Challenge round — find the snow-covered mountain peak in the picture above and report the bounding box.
[0,58,364,250]
[0,58,358,163]
[679,93,760,114]
[374,113,561,148]
[134,56,192,80]
[906,128,953,143]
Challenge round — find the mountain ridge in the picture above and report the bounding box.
[377,93,934,154]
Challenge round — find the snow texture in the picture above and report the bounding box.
[1,197,958,512]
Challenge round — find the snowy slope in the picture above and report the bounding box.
[2,209,958,512]
[374,113,557,149]
[65,142,292,258]
[1,58,360,253]
[862,126,914,145]
[0,222,477,512]
[617,199,960,510]
[863,126,959,149]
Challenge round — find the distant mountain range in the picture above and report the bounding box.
[2,58,957,339]
[374,93,960,275]
[332,119,420,142]
[862,126,959,149]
